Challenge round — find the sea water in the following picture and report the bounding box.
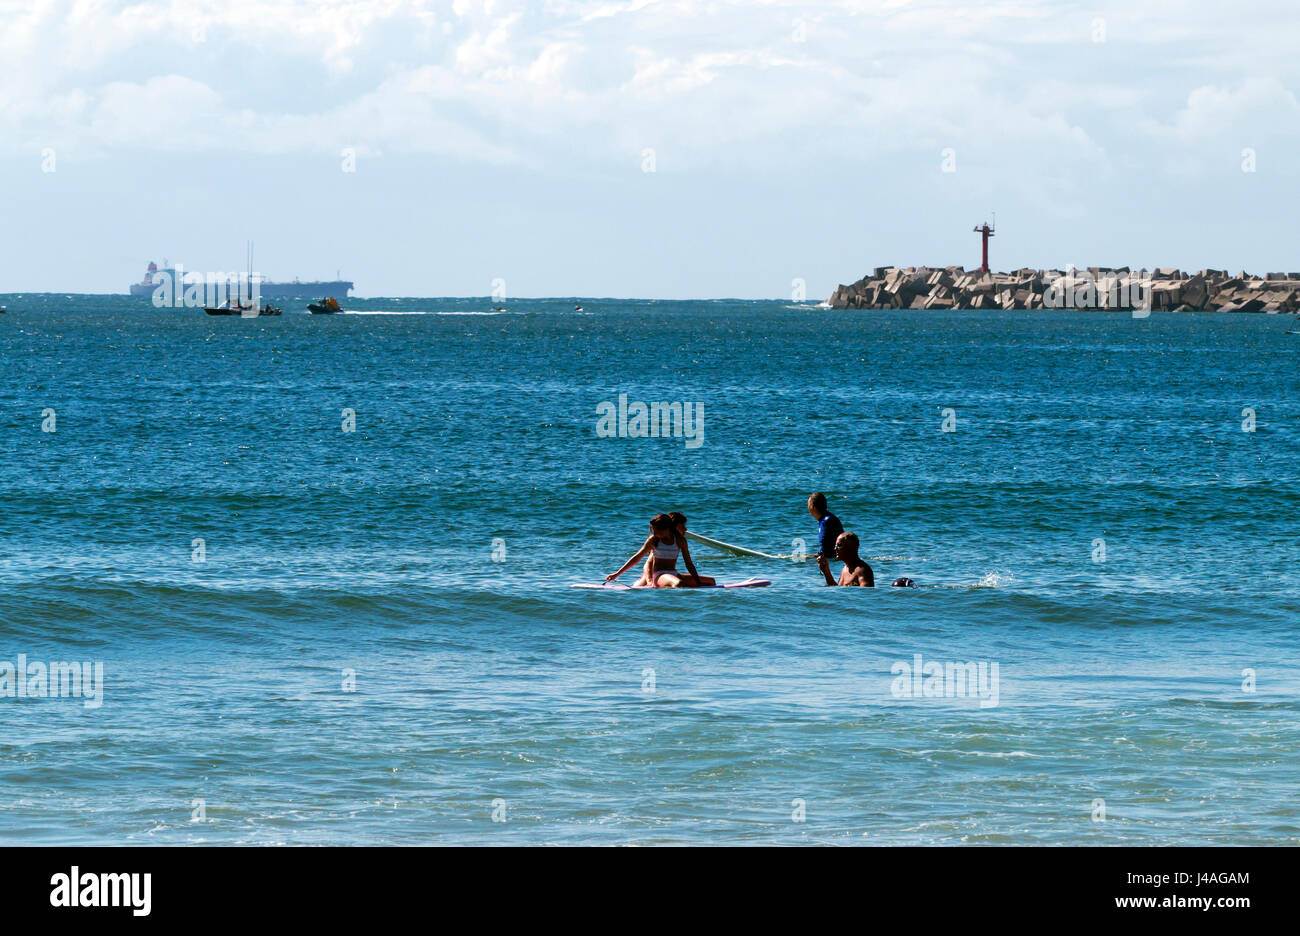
[1,295,1297,844]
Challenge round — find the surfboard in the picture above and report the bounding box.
[571,577,771,590]
[682,530,787,559]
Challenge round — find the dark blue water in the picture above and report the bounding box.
[1,295,1297,844]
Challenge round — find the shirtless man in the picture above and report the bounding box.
[817,531,874,587]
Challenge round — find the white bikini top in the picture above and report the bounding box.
[651,539,680,561]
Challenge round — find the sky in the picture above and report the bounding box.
[1,0,1298,298]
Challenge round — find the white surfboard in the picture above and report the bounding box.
[571,577,771,590]
[682,530,787,559]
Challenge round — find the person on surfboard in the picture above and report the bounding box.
[807,492,844,565]
[818,531,874,586]
[607,513,704,587]
[626,512,712,585]
[630,512,714,586]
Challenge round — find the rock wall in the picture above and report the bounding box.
[826,266,1300,312]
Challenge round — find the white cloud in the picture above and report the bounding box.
[1159,78,1300,143]
[1,0,1298,174]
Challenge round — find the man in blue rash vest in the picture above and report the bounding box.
[807,492,843,565]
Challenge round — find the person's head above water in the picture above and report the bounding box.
[834,531,860,561]
[807,492,828,519]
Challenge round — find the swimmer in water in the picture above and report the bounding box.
[807,492,844,569]
[817,531,874,586]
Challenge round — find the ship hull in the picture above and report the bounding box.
[131,279,353,300]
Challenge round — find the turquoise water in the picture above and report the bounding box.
[1,295,1297,845]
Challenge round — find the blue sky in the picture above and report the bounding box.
[2,0,1298,298]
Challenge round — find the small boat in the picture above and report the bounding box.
[308,297,342,314]
[204,301,282,316]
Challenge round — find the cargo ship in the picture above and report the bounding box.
[129,261,353,300]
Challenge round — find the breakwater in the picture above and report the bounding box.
[827,266,1300,312]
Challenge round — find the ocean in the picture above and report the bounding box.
[1,294,1297,845]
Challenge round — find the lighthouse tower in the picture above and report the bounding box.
[972,219,995,273]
